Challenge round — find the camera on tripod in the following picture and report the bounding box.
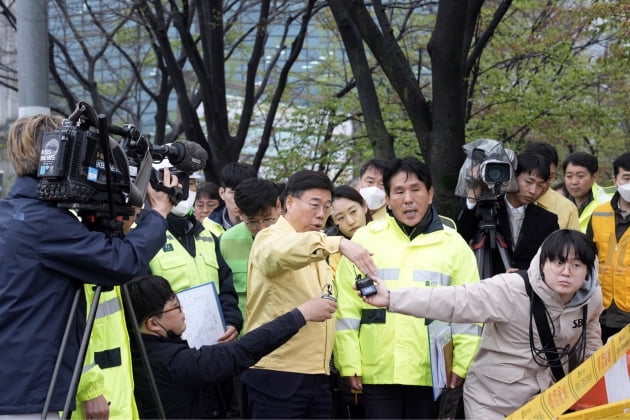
[36,102,208,217]
[454,138,518,202]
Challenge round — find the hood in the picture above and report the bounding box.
[527,247,599,309]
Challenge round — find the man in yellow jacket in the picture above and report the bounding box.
[334,157,481,419]
[588,152,630,343]
[243,169,376,419]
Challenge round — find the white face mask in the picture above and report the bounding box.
[359,186,386,211]
[171,190,196,217]
[618,183,630,202]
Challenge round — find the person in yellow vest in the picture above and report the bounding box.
[563,151,611,232]
[149,175,243,418]
[334,157,481,419]
[72,287,139,420]
[243,170,377,419]
[525,142,580,230]
[587,152,630,343]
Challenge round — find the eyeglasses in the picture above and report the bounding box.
[243,217,278,230]
[294,196,334,215]
[547,259,587,273]
[159,298,182,315]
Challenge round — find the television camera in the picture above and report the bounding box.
[37,102,208,419]
[36,102,207,224]
[455,138,518,277]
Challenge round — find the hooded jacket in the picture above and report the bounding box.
[388,249,603,419]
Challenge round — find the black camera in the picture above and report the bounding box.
[355,275,377,297]
[36,102,207,217]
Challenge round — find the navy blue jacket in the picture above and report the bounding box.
[132,308,306,419]
[0,176,168,414]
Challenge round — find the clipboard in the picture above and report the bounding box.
[176,282,226,348]
[427,319,453,400]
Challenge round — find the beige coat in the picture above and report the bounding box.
[389,250,602,419]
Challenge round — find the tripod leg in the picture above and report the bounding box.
[497,246,512,273]
[42,288,81,419]
[61,285,103,419]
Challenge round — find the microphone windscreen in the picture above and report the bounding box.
[171,140,208,173]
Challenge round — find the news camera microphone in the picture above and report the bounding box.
[152,140,208,174]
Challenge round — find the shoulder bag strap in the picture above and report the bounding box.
[519,270,566,382]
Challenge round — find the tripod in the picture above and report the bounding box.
[470,199,512,279]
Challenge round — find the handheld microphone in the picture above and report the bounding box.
[151,140,208,174]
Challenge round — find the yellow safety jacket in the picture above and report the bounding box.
[334,215,481,386]
[577,183,611,233]
[203,218,225,237]
[149,229,220,293]
[72,287,138,419]
[591,201,630,311]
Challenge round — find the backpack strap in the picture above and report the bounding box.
[518,270,566,382]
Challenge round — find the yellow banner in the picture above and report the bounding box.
[507,324,630,420]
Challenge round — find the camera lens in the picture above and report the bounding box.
[482,161,511,184]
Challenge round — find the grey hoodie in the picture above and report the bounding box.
[388,249,603,419]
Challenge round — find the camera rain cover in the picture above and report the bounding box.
[454,138,518,200]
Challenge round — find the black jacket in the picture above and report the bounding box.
[132,309,306,419]
[457,196,559,276]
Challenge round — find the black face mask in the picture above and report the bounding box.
[155,320,181,340]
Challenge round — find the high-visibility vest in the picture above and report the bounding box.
[72,287,139,419]
[149,229,220,293]
[591,201,630,311]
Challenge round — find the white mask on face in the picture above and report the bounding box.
[617,183,630,202]
[171,190,197,217]
[360,186,386,211]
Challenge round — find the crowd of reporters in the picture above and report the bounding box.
[0,113,628,419]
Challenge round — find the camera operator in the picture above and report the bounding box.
[457,151,559,275]
[0,114,176,417]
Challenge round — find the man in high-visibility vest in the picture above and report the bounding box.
[564,151,611,232]
[334,157,481,419]
[588,152,630,343]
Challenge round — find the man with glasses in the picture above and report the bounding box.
[242,169,377,419]
[127,274,337,419]
[219,178,283,417]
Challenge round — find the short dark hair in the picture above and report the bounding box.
[539,229,597,275]
[383,157,431,195]
[515,151,550,181]
[613,152,630,177]
[125,275,176,325]
[234,178,280,217]
[359,158,389,177]
[195,182,222,202]
[285,170,333,198]
[562,152,598,175]
[220,162,257,189]
[524,142,559,167]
